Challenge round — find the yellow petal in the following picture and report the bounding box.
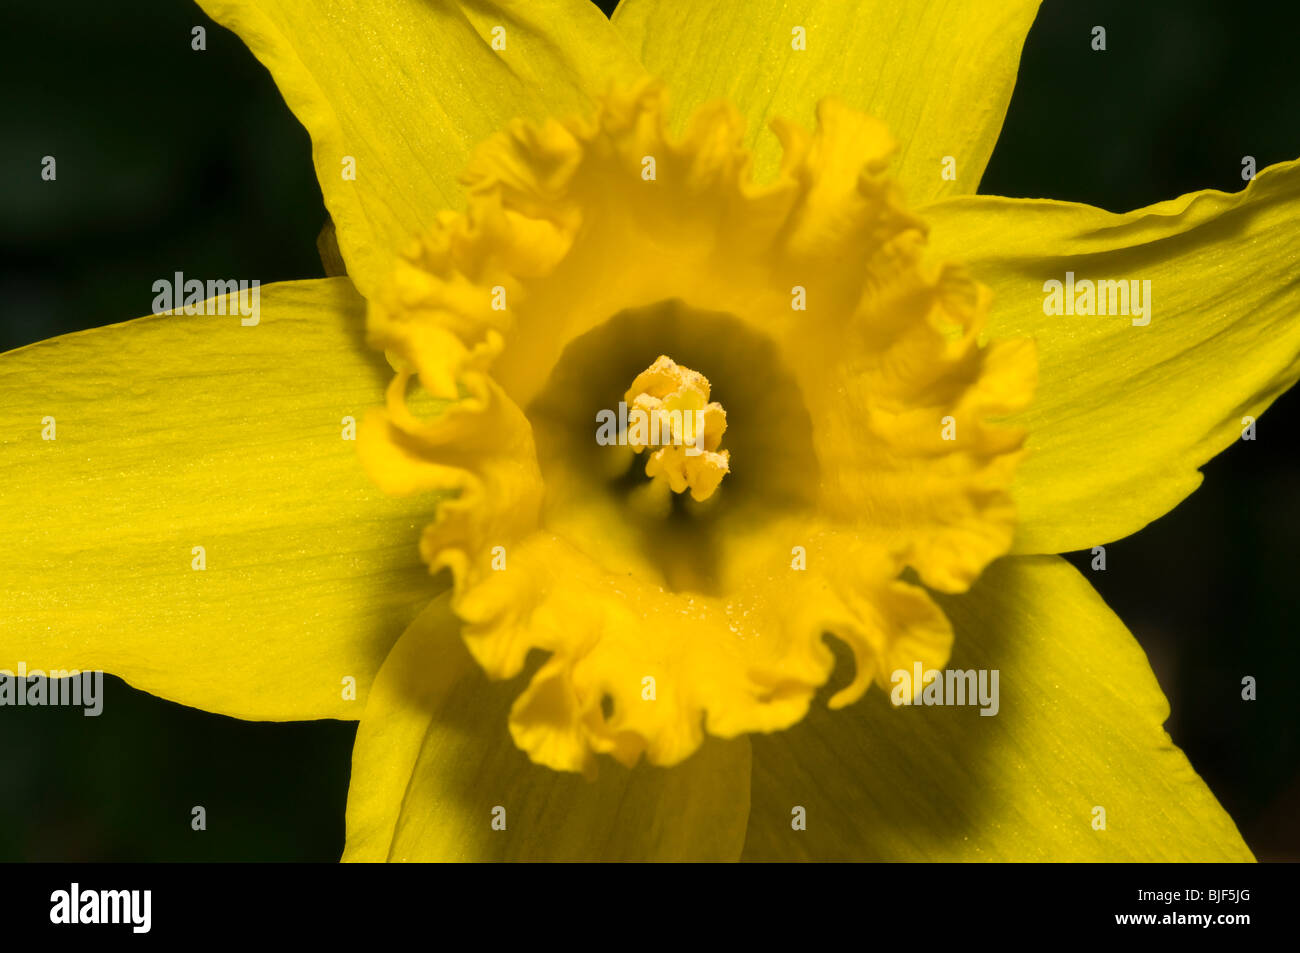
[343,594,751,861]
[0,278,435,720]
[611,0,1041,200]
[196,0,645,298]
[922,159,1300,554]
[742,555,1253,861]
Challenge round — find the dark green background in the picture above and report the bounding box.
[1,0,1296,860]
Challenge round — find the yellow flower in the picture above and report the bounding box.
[3,0,1297,862]
[357,79,1036,779]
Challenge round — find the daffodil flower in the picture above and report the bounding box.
[3,0,1296,862]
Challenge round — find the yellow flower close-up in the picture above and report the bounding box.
[3,0,1298,864]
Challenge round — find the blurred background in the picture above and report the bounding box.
[0,0,1296,860]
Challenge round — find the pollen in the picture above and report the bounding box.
[623,355,729,502]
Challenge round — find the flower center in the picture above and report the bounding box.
[526,301,820,596]
[620,355,729,502]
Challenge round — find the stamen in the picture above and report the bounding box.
[623,355,729,502]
